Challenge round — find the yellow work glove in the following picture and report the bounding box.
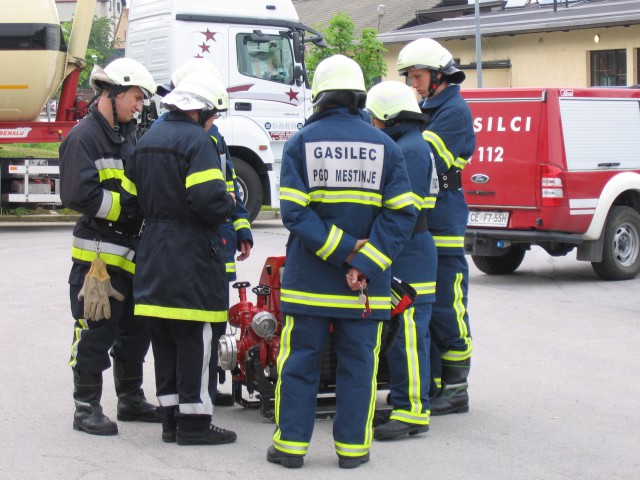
[78,257,125,321]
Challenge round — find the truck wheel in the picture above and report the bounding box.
[471,246,526,275]
[232,157,263,223]
[591,206,640,280]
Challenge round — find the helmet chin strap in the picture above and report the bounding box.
[427,69,444,97]
[109,94,120,134]
[197,109,217,127]
[108,88,126,134]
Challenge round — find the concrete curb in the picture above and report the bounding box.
[0,209,280,226]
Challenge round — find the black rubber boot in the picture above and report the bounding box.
[338,452,370,469]
[175,415,237,446]
[430,358,470,416]
[266,446,304,468]
[159,406,177,443]
[214,390,234,407]
[72,369,118,436]
[373,419,429,440]
[113,359,160,423]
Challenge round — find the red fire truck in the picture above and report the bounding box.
[461,87,640,280]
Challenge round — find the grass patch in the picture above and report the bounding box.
[0,142,60,158]
[0,206,77,216]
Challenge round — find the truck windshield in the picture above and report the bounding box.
[237,33,294,85]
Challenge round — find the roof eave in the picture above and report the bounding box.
[379,15,640,44]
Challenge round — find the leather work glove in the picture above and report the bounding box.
[77,257,125,321]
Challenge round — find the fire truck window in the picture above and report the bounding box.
[236,33,294,84]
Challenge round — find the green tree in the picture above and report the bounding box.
[61,16,123,88]
[305,12,387,90]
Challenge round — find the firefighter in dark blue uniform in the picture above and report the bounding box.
[266,55,416,469]
[365,81,439,440]
[59,58,161,436]
[397,38,476,415]
[156,58,254,407]
[209,125,253,406]
[121,73,237,446]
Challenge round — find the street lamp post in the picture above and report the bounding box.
[474,0,483,87]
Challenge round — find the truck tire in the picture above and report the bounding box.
[591,206,640,281]
[471,245,526,275]
[232,157,263,223]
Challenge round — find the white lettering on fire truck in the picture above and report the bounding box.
[473,116,532,133]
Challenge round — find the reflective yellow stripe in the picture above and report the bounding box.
[121,175,137,196]
[134,304,228,322]
[225,262,236,274]
[309,189,382,206]
[402,308,423,414]
[105,191,121,221]
[390,409,430,424]
[315,224,343,260]
[71,240,135,275]
[453,156,469,169]
[281,289,389,310]
[95,157,125,182]
[433,235,465,248]
[441,272,472,362]
[412,281,436,296]
[68,321,88,367]
[384,191,414,210]
[273,315,295,443]
[410,192,422,210]
[334,322,382,454]
[185,168,224,188]
[279,187,309,207]
[360,243,392,270]
[423,130,454,169]
[226,180,235,192]
[422,195,437,210]
[233,218,251,231]
[335,440,371,457]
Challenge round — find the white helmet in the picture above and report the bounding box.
[366,81,422,123]
[157,58,223,97]
[89,58,156,98]
[397,38,465,84]
[311,54,366,107]
[161,72,229,112]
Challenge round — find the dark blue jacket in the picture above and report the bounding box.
[382,122,438,305]
[122,111,234,322]
[420,85,476,255]
[279,106,416,320]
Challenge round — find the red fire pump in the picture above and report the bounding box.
[218,257,285,419]
[218,256,415,419]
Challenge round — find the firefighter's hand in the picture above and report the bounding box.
[346,267,367,291]
[236,239,252,261]
[228,192,237,206]
[78,257,125,321]
[346,238,368,264]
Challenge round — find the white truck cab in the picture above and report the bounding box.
[126,0,324,220]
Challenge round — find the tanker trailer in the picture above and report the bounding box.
[0,0,96,206]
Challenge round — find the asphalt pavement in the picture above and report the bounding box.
[1,219,639,479]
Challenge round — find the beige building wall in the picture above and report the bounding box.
[382,25,640,88]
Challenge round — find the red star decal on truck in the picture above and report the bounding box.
[285,88,299,101]
[199,42,211,54]
[201,29,217,42]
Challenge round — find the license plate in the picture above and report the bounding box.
[468,210,509,227]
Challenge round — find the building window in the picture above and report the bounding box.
[590,49,626,86]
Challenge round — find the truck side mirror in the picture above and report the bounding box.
[294,65,304,87]
[292,32,302,64]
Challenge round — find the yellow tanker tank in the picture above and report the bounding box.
[0,0,67,121]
